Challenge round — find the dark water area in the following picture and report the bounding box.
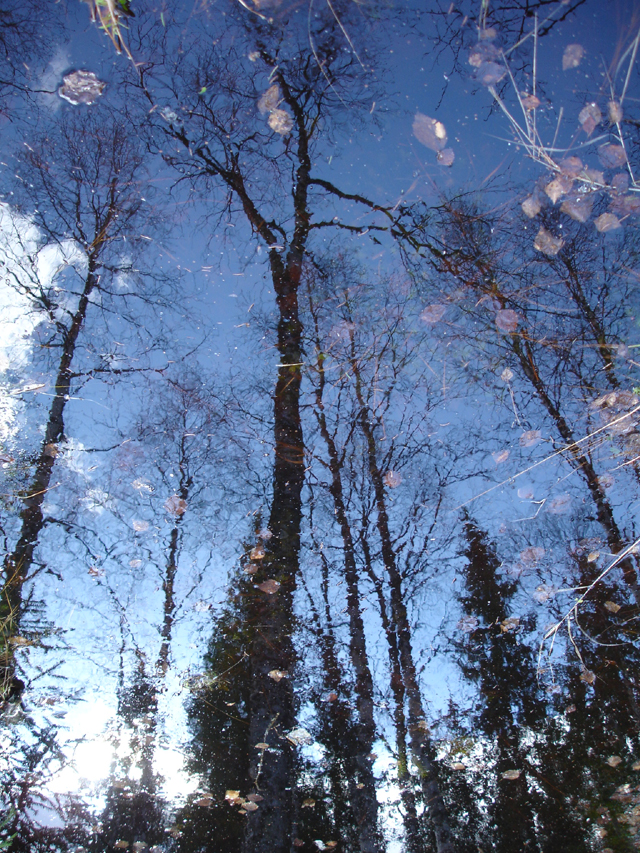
[1,0,640,850]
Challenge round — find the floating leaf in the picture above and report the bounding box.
[561,193,594,223]
[225,790,242,804]
[420,303,447,324]
[412,113,447,151]
[519,430,541,447]
[587,551,600,563]
[59,70,106,105]
[610,194,640,217]
[132,519,149,532]
[255,742,270,749]
[44,443,58,458]
[246,794,264,802]
[533,584,557,603]
[268,109,294,135]
[501,367,514,382]
[258,84,281,114]
[548,493,571,514]
[451,762,467,771]
[293,841,305,848]
[326,692,338,702]
[287,727,314,745]
[500,617,520,632]
[502,769,522,780]
[604,601,621,613]
[611,172,629,194]
[258,528,273,540]
[566,704,577,714]
[301,799,316,808]
[457,615,479,633]
[580,668,596,684]
[521,93,540,110]
[476,61,506,86]
[520,546,545,564]
[250,544,265,560]
[607,756,623,768]
[468,41,500,68]
[383,470,402,488]
[633,761,640,771]
[129,559,142,568]
[437,148,455,166]
[495,309,520,333]
[595,212,621,233]
[545,175,573,204]
[608,100,623,123]
[256,579,281,594]
[195,797,213,807]
[534,227,564,256]
[598,143,626,168]
[243,801,259,811]
[578,102,602,136]
[199,86,207,95]
[517,486,534,499]
[164,496,187,516]
[492,449,509,464]
[562,43,584,70]
[114,843,129,850]
[521,195,541,218]
[268,669,288,681]
[559,156,584,177]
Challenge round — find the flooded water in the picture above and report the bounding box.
[1,0,640,850]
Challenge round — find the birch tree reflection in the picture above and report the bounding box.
[1,110,165,705]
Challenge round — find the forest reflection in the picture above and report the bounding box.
[1,0,640,851]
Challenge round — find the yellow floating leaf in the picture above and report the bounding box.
[501,769,522,780]
[604,601,621,613]
[607,756,623,767]
[268,669,288,681]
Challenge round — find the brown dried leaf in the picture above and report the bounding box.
[604,601,621,613]
[580,668,596,684]
[255,742,270,749]
[225,790,242,803]
[545,174,574,204]
[500,617,520,632]
[595,212,621,233]
[534,227,563,256]
[250,544,265,560]
[268,669,288,681]
[256,579,281,594]
[562,43,584,70]
[559,156,584,177]
[560,193,594,223]
[599,143,627,168]
[257,84,281,114]
[520,546,545,564]
[293,841,305,848]
[521,195,541,218]
[437,147,455,166]
[412,112,447,151]
[195,797,213,807]
[164,496,187,516]
[521,94,540,110]
[519,430,541,447]
[502,769,522,780]
[476,61,506,86]
[383,470,402,488]
[301,799,316,808]
[578,102,602,136]
[607,756,623,767]
[608,100,623,123]
[451,762,467,771]
[495,308,520,332]
[268,109,293,135]
[587,551,600,563]
[243,801,259,812]
[492,449,509,464]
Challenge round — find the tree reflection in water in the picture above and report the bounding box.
[0,0,640,851]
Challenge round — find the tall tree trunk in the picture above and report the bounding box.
[1,256,98,702]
